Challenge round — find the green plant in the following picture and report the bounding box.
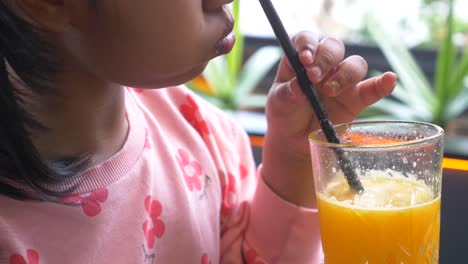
[361,0,468,128]
[419,0,468,48]
[186,0,282,110]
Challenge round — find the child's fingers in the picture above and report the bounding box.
[323,72,396,124]
[294,31,319,66]
[319,55,368,97]
[275,31,319,83]
[306,37,345,83]
[356,72,397,107]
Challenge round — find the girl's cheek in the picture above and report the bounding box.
[48,0,65,5]
[202,0,224,12]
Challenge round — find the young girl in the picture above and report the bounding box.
[0,0,397,263]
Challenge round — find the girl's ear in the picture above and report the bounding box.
[16,0,69,32]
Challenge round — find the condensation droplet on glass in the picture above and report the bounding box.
[413,162,417,168]
[332,167,336,173]
[403,157,408,164]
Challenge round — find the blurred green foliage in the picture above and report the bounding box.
[361,0,468,128]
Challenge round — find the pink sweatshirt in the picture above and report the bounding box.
[0,87,321,264]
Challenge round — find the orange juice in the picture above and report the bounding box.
[317,174,440,264]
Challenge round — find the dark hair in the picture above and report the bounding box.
[0,1,88,201]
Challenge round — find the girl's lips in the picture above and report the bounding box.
[214,5,235,55]
[216,31,236,55]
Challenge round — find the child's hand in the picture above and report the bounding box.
[261,31,397,207]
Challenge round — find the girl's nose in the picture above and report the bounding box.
[203,0,235,12]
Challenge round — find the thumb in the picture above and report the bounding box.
[266,79,315,135]
[267,79,304,114]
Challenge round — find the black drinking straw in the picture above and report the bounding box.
[258,0,364,193]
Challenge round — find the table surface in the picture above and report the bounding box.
[440,168,468,263]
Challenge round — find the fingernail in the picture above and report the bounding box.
[309,67,322,82]
[324,81,340,95]
[300,49,314,65]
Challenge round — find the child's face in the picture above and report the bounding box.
[64,0,235,88]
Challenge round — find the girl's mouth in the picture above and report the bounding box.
[216,31,236,55]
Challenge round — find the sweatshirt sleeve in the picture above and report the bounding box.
[202,106,322,264]
[244,167,322,263]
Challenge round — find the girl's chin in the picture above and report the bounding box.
[122,63,209,89]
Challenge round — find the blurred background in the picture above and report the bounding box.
[187,1,468,262]
[240,0,468,48]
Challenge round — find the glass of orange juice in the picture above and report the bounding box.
[309,121,444,264]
